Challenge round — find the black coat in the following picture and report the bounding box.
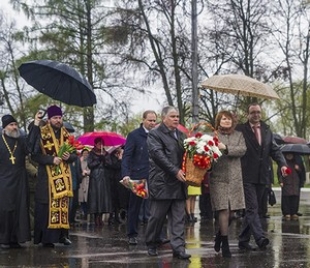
[0,134,31,244]
[87,150,112,214]
[236,121,286,184]
[147,123,187,200]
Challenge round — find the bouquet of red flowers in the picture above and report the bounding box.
[119,178,149,199]
[55,135,85,175]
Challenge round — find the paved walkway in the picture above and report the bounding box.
[0,188,310,267]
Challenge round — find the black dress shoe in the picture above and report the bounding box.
[147,247,158,256]
[59,237,72,245]
[43,243,55,248]
[1,244,10,250]
[238,241,256,251]
[173,251,191,259]
[128,237,138,245]
[159,238,170,245]
[297,212,303,216]
[257,237,269,249]
[9,243,22,249]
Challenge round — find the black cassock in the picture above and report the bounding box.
[0,133,31,244]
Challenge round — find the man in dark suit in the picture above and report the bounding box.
[121,110,157,245]
[145,106,191,260]
[236,103,287,250]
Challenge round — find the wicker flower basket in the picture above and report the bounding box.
[184,155,209,187]
[183,122,218,187]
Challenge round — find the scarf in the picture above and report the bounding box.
[40,124,73,229]
[218,126,234,135]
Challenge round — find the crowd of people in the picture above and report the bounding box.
[0,103,307,261]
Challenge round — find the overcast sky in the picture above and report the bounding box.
[2,0,165,115]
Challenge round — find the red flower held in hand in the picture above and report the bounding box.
[285,167,292,175]
[55,135,84,175]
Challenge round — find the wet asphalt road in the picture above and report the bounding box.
[1,188,310,268]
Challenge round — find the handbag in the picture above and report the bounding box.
[268,189,276,206]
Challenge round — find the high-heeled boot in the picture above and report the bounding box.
[214,230,221,252]
[221,236,231,258]
[190,213,197,222]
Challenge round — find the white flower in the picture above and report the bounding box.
[184,133,223,161]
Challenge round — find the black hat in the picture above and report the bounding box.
[2,114,17,129]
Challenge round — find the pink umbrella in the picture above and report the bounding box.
[155,123,189,136]
[78,131,126,146]
[283,136,308,144]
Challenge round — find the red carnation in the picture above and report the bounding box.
[195,132,202,138]
[208,140,214,146]
[189,141,196,146]
[285,167,292,175]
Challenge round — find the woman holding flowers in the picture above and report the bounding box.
[209,110,246,258]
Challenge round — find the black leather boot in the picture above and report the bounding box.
[214,230,221,252]
[221,236,231,258]
[190,213,197,222]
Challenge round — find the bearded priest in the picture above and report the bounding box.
[0,114,31,249]
[28,105,77,248]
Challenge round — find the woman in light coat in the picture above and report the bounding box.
[78,149,90,220]
[209,110,246,258]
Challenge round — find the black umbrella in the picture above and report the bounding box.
[63,122,75,133]
[281,144,310,155]
[273,133,285,145]
[18,60,97,107]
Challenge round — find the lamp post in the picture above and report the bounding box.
[191,0,199,123]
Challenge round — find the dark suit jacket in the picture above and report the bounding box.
[236,121,286,185]
[121,124,149,179]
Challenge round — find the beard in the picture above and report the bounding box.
[50,121,63,130]
[4,128,21,139]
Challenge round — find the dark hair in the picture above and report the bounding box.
[94,137,104,145]
[81,148,89,154]
[247,103,260,113]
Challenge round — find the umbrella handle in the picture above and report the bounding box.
[38,109,47,119]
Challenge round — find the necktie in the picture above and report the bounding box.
[253,125,261,145]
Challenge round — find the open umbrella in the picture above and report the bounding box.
[281,144,310,155]
[283,136,308,144]
[63,122,75,133]
[200,74,280,100]
[78,131,126,147]
[155,123,189,136]
[18,60,97,107]
[273,133,285,145]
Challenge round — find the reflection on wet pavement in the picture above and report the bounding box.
[1,189,310,267]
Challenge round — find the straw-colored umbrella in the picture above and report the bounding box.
[200,74,280,100]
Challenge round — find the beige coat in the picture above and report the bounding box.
[78,157,90,203]
[209,130,246,211]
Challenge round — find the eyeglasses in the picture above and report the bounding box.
[147,120,156,122]
[249,111,261,114]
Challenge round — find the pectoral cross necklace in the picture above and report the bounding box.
[2,134,18,164]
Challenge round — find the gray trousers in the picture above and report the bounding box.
[239,183,266,244]
[145,199,186,253]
